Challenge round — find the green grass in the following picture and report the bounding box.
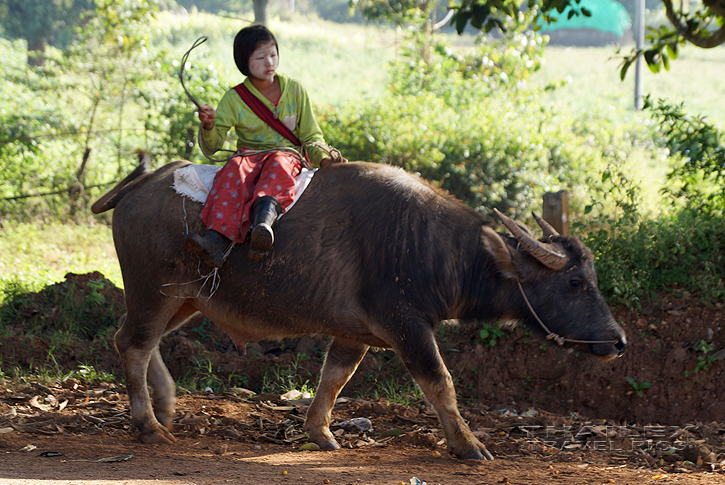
[177,358,250,393]
[259,353,316,395]
[529,43,725,218]
[0,363,116,388]
[151,12,396,108]
[368,375,423,406]
[531,44,725,123]
[0,221,121,297]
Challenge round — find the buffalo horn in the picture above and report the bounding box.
[532,212,559,240]
[493,208,568,271]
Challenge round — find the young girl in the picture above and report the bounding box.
[185,24,345,267]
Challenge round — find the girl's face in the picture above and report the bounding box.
[248,40,278,82]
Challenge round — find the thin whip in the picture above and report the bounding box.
[178,36,238,163]
[179,36,208,110]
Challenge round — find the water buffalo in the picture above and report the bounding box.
[92,157,626,460]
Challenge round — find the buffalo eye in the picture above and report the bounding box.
[569,277,583,289]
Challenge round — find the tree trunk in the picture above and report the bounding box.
[253,0,268,25]
[76,147,92,184]
[27,36,46,67]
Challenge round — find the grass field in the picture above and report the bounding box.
[1,16,723,295]
[153,12,398,107]
[0,221,120,292]
[532,43,725,123]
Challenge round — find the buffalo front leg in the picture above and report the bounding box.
[115,313,176,444]
[305,338,369,450]
[394,327,493,460]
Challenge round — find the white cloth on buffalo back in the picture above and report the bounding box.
[172,164,316,217]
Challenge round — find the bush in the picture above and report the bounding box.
[581,194,725,309]
[645,95,725,214]
[320,26,663,220]
[578,97,725,309]
[321,85,655,219]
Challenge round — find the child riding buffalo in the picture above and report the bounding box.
[185,24,345,267]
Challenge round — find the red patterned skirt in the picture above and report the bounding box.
[199,150,302,243]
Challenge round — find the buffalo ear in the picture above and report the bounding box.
[481,226,520,280]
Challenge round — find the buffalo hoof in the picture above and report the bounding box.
[309,437,341,451]
[452,441,494,460]
[139,424,176,445]
[155,413,174,431]
[457,447,494,460]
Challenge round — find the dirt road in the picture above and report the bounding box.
[2,392,724,485]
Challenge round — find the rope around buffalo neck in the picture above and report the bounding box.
[516,280,618,346]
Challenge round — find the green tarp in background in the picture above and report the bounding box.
[541,0,632,37]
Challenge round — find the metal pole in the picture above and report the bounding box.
[634,0,645,110]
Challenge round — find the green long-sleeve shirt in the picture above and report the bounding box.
[201,73,329,166]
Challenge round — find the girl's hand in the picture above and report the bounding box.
[198,105,216,130]
[320,153,348,168]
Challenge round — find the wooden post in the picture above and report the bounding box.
[543,191,569,235]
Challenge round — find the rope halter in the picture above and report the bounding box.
[516,280,619,347]
[492,209,619,348]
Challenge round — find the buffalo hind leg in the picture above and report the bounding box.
[147,347,175,430]
[115,303,193,444]
[116,325,174,444]
[394,326,493,460]
[305,338,369,450]
[146,303,199,431]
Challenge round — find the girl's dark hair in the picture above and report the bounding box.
[233,24,278,77]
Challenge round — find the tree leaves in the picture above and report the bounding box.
[644,96,725,212]
[449,0,724,72]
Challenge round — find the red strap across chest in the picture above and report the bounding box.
[233,83,301,147]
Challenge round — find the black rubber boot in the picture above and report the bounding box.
[248,196,281,260]
[184,229,231,268]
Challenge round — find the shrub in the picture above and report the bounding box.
[577,98,725,309]
[645,95,725,214]
[582,202,725,309]
[321,87,654,219]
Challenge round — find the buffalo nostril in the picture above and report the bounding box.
[615,338,626,355]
